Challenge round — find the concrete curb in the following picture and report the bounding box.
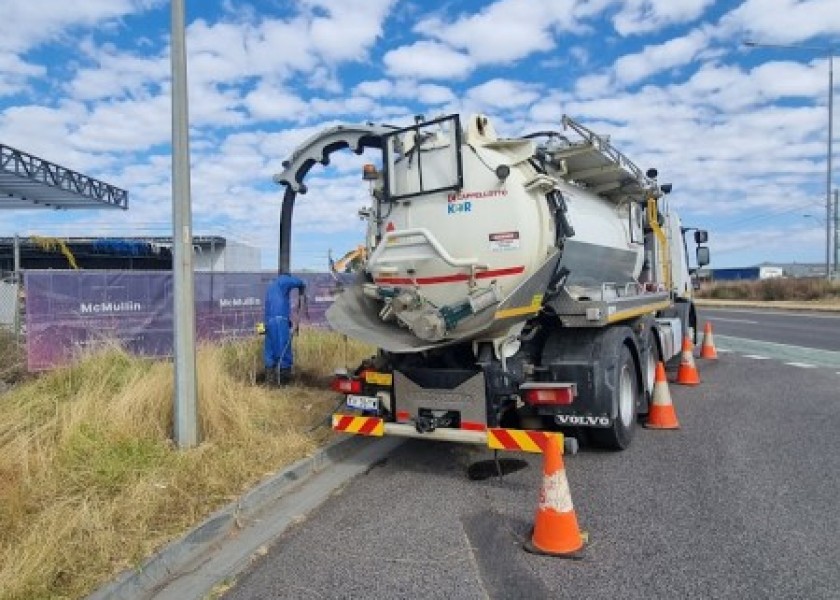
[88,434,404,600]
[695,299,840,313]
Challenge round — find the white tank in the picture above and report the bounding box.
[351,115,643,344]
[294,114,658,351]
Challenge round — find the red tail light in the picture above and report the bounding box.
[523,385,576,405]
[331,376,362,394]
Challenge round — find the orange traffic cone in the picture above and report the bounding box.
[699,322,718,360]
[645,362,680,429]
[675,335,700,386]
[524,434,585,558]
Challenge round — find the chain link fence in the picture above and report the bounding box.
[0,270,25,390]
[0,271,21,333]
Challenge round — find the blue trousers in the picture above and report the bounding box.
[264,316,293,369]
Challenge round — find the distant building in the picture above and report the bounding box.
[706,262,825,281]
[774,262,828,278]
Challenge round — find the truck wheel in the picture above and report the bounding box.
[592,344,639,450]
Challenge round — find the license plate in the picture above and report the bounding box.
[346,395,379,411]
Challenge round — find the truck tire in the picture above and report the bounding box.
[591,344,639,450]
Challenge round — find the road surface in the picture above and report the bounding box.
[223,350,840,599]
[699,307,840,351]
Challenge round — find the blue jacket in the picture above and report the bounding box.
[264,274,306,322]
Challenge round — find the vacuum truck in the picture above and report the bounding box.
[275,113,709,450]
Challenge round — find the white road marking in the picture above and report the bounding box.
[704,308,840,320]
[716,335,840,369]
[785,362,817,369]
[707,317,758,324]
[743,354,769,360]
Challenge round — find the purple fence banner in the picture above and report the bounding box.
[25,270,351,370]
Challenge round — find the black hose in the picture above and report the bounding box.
[522,131,570,143]
[305,395,347,434]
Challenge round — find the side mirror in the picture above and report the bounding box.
[696,246,710,267]
[694,230,708,244]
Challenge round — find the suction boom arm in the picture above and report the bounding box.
[272,123,392,272]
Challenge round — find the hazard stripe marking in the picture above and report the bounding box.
[488,428,518,450]
[509,430,542,453]
[743,354,769,360]
[332,415,384,437]
[487,429,563,453]
[335,415,354,431]
[358,418,381,435]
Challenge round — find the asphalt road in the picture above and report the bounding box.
[699,307,840,351]
[223,353,840,600]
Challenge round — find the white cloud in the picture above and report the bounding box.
[612,0,715,35]
[354,79,394,98]
[245,82,308,122]
[0,0,164,53]
[308,96,378,119]
[383,41,474,79]
[415,83,456,105]
[303,0,396,63]
[0,52,46,96]
[414,0,582,65]
[721,0,840,44]
[73,94,170,152]
[353,79,456,106]
[750,60,829,99]
[466,79,541,109]
[0,102,93,166]
[187,18,316,83]
[67,44,168,101]
[670,60,830,112]
[614,28,710,85]
[574,73,613,98]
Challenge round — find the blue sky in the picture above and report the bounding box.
[1,0,839,270]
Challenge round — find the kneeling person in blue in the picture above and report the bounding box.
[264,272,306,385]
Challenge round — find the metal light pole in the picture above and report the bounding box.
[744,40,835,279]
[834,188,839,277]
[829,55,834,279]
[171,0,198,448]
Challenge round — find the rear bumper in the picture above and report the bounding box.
[331,414,575,454]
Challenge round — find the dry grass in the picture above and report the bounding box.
[697,278,840,302]
[0,328,28,389]
[0,329,372,600]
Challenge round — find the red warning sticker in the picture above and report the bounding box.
[489,231,520,251]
